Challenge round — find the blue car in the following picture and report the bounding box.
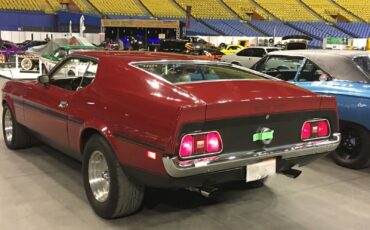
[252,50,370,169]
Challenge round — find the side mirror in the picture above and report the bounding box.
[37,75,49,86]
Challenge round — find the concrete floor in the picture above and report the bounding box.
[0,78,370,230]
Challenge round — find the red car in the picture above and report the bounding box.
[2,51,341,219]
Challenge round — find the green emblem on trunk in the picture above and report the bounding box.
[253,128,274,145]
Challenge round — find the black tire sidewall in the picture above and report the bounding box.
[82,135,121,219]
[332,123,370,169]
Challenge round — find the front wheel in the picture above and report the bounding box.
[82,134,144,219]
[2,104,32,149]
[20,58,34,71]
[332,123,370,169]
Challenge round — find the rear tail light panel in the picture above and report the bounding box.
[301,119,331,141]
[179,131,223,159]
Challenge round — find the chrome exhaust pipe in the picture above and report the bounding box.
[187,186,218,198]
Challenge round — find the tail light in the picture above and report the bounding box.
[179,131,222,159]
[301,119,330,141]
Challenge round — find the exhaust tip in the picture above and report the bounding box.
[282,168,302,179]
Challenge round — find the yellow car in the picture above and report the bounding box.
[220,45,244,55]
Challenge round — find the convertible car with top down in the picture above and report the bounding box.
[2,51,340,219]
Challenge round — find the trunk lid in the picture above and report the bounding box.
[176,80,323,120]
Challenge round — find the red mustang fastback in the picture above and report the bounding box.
[2,51,341,219]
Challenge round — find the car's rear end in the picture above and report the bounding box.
[130,60,341,189]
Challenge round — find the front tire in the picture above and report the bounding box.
[332,122,370,169]
[2,104,32,149]
[82,134,144,219]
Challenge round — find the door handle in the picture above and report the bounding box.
[58,100,68,109]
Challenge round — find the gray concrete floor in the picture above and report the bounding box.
[0,78,370,230]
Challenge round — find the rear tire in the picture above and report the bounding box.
[82,134,144,219]
[2,104,32,149]
[332,122,370,169]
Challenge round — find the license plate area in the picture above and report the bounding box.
[246,158,276,182]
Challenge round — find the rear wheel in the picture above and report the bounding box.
[82,134,144,219]
[2,104,32,149]
[332,122,370,169]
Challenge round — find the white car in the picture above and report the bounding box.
[221,46,281,68]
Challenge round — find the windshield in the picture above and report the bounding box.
[353,55,370,77]
[266,48,280,53]
[133,61,266,84]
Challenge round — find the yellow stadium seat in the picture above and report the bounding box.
[335,0,370,22]
[141,0,185,18]
[255,0,319,21]
[88,0,144,16]
[175,0,233,19]
[302,0,358,22]
[223,0,268,20]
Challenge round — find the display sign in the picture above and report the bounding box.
[326,37,348,45]
[101,19,180,29]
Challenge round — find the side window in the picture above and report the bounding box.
[253,56,304,81]
[49,58,98,91]
[253,48,266,57]
[237,48,253,57]
[54,49,67,59]
[299,60,331,82]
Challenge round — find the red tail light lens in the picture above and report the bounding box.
[179,131,223,159]
[301,119,330,141]
[179,135,193,158]
[318,120,329,137]
[301,122,311,140]
[206,132,222,153]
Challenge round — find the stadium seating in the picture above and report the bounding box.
[71,0,95,14]
[301,0,357,22]
[255,0,319,21]
[222,0,269,20]
[89,0,144,16]
[289,22,351,39]
[0,0,42,11]
[175,0,233,19]
[201,19,261,36]
[335,22,370,38]
[249,20,303,37]
[160,17,218,35]
[47,0,62,12]
[141,0,184,18]
[334,0,370,22]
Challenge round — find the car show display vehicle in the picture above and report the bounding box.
[0,40,27,66]
[2,51,341,219]
[221,46,281,68]
[251,50,370,169]
[40,45,97,74]
[17,36,96,72]
[220,44,244,55]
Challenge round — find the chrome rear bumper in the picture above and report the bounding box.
[163,133,341,178]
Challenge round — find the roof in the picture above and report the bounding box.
[270,49,369,59]
[265,49,370,83]
[72,51,209,62]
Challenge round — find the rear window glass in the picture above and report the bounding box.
[267,48,280,53]
[133,61,266,84]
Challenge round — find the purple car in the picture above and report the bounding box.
[0,40,27,63]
